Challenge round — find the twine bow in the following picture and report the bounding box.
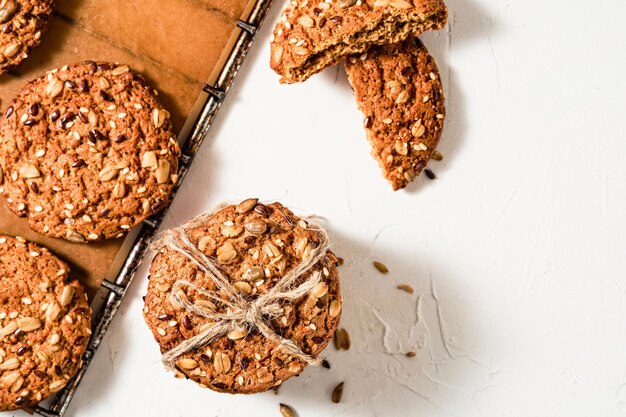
[152,210,330,371]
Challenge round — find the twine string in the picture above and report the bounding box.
[152,209,330,370]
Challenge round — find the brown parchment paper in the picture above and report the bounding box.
[0,0,256,298]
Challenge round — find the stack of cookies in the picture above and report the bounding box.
[0,2,180,409]
[270,0,448,190]
[144,200,342,394]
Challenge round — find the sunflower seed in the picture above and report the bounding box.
[234,281,252,294]
[59,285,74,306]
[331,381,344,403]
[338,0,357,7]
[412,121,426,137]
[311,282,328,299]
[152,109,166,128]
[17,317,41,332]
[333,328,350,350]
[0,358,19,371]
[19,164,40,179]
[406,351,417,357]
[111,65,129,76]
[112,182,126,199]
[141,151,157,169]
[329,300,341,318]
[0,0,17,23]
[242,266,264,281]
[98,166,118,181]
[272,45,284,64]
[390,0,413,8]
[396,90,410,104]
[66,230,86,243]
[373,261,388,274]
[236,198,258,214]
[46,77,64,98]
[264,242,281,258]
[213,352,231,373]
[293,46,308,55]
[298,15,314,28]
[178,358,198,370]
[394,141,408,155]
[1,371,19,386]
[49,380,67,392]
[45,302,61,322]
[10,377,26,394]
[155,159,170,184]
[244,219,267,235]
[227,328,247,340]
[2,42,20,57]
[279,403,296,417]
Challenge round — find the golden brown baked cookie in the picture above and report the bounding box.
[0,62,180,242]
[144,200,342,394]
[0,235,92,411]
[270,0,447,83]
[0,0,56,74]
[345,38,445,190]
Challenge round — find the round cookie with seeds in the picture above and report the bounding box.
[0,62,180,242]
[0,0,56,73]
[0,235,91,411]
[345,38,445,190]
[144,200,342,394]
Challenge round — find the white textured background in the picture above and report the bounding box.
[35,0,626,415]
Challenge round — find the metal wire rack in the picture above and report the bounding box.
[33,1,275,415]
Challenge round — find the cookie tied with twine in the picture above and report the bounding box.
[143,200,342,393]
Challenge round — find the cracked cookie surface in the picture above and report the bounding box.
[0,62,180,242]
[270,0,447,83]
[345,38,445,190]
[0,0,55,73]
[144,200,342,394]
[0,235,91,411]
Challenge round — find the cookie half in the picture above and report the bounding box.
[144,200,342,394]
[0,62,180,242]
[0,235,91,411]
[270,0,447,83]
[345,38,445,190]
[0,0,56,73]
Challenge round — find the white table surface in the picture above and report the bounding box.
[28,0,626,415]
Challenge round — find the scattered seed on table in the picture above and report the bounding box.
[397,284,414,294]
[373,261,388,274]
[279,403,296,417]
[322,359,331,369]
[331,382,344,403]
[431,150,443,161]
[424,169,436,180]
[406,351,417,358]
[334,328,351,350]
